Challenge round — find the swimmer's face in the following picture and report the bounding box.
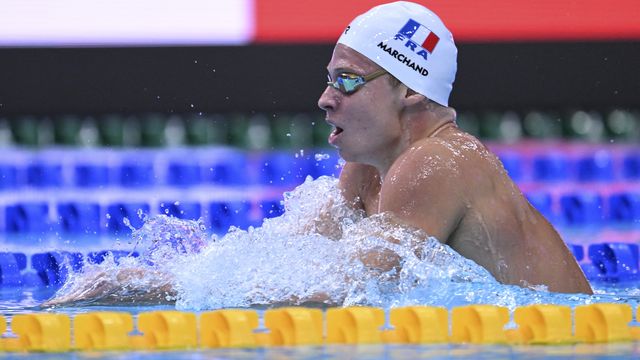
[318,44,407,167]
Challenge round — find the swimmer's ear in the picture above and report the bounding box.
[401,89,426,108]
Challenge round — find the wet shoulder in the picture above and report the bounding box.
[388,129,503,195]
[400,130,487,172]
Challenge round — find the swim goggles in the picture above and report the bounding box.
[326,69,388,95]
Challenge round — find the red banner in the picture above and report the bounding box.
[255,0,640,43]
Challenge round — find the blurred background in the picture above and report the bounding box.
[0,0,638,285]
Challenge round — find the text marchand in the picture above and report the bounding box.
[377,42,428,76]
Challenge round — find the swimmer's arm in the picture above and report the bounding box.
[42,268,175,307]
[302,162,375,239]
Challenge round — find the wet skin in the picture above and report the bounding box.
[319,44,592,294]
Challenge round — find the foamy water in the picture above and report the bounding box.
[48,176,637,310]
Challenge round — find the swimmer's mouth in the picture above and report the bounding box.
[328,126,343,145]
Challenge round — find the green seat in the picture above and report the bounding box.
[184,114,229,146]
[522,111,562,139]
[53,114,82,146]
[97,114,126,147]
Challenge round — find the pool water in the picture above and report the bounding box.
[0,144,639,358]
[33,176,637,312]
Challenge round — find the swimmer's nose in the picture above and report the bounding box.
[318,86,337,112]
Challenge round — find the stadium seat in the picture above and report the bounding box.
[587,243,639,282]
[159,201,202,220]
[0,164,18,190]
[559,192,604,226]
[74,164,110,188]
[208,201,251,234]
[5,202,50,234]
[496,152,523,182]
[106,202,150,235]
[608,191,640,224]
[532,153,571,182]
[57,202,101,235]
[31,251,83,286]
[525,191,555,223]
[27,162,63,187]
[0,252,28,286]
[166,161,201,187]
[576,152,614,182]
[202,150,248,185]
[119,159,155,188]
[256,151,312,186]
[622,152,640,179]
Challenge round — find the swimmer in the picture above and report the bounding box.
[44,1,591,307]
[319,1,591,294]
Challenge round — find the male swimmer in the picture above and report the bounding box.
[320,1,591,294]
[44,1,591,307]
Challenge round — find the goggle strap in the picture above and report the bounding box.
[362,69,388,82]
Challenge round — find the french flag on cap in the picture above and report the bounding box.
[398,19,440,53]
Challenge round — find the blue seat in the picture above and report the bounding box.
[311,151,342,178]
[203,151,248,185]
[257,151,312,186]
[532,153,571,182]
[588,243,639,282]
[525,191,555,223]
[87,250,139,264]
[31,251,83,287]
[570,244,584,262]
[27,162,63,187]
[608,191,640,224]
[159,201,201,220]
[559,191,604,226]
[622,152,640,179]
[208,201,251,234]
[580,263,603,281]
[576,152,614,182]
[75,164,110,188]
[120,160,155,188]
[0,164,18,190]
[5,202,49,234]
[167,161,202,187]
[497,152,523,182]
[106,202,150,235]
[0,252,27,286]
[57,202,101,235]
[259,199,285,219]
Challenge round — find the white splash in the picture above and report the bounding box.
[49,176,613,311]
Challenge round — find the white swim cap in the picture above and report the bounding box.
[337,1,457,106]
